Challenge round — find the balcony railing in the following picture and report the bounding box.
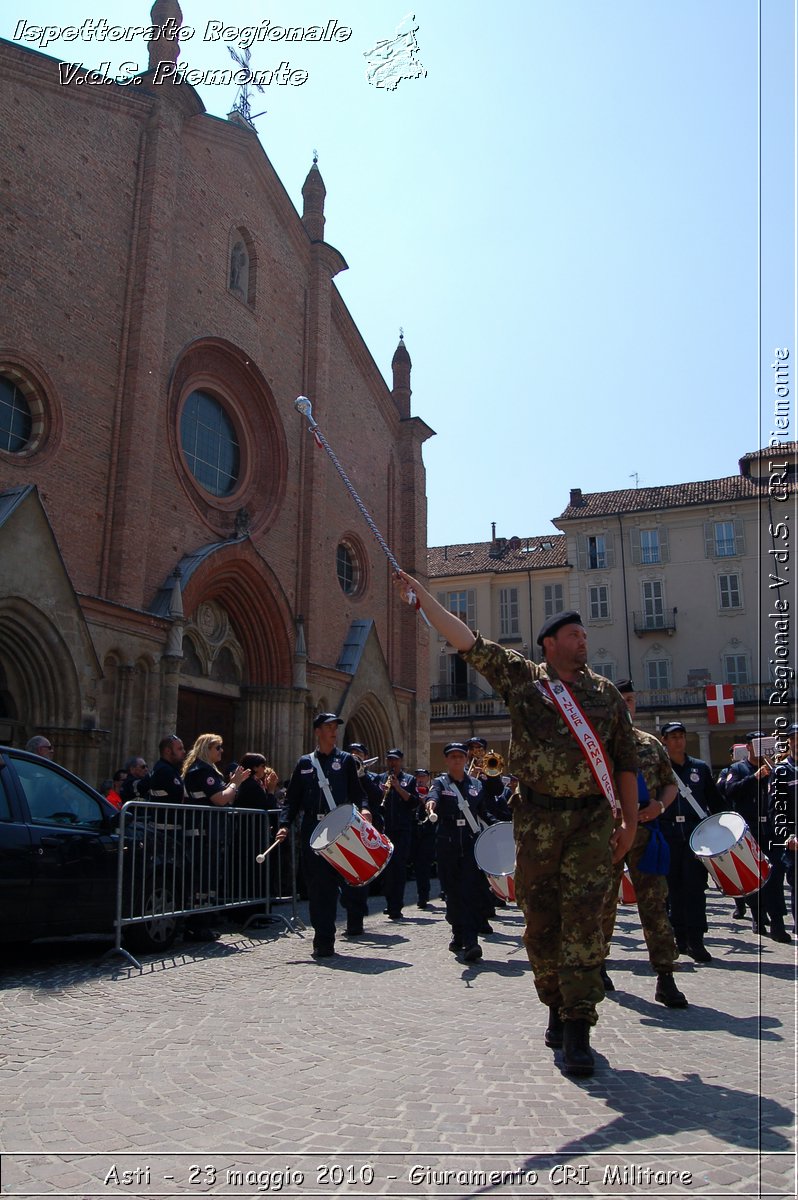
[632,609,677,635]
[431,682,784,722]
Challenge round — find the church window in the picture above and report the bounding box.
[180,390,240,497]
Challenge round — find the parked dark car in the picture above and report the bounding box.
[0,746,179,952]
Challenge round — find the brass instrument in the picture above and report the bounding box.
[467,751,485,778]
[483,750,506,778]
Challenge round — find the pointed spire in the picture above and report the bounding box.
[391,330,412,418]
[148,0,183,70]
[301,153,326,243]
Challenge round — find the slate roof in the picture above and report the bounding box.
[427,535,568,579]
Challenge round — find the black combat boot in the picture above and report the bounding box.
[655,972,688,1008]
[600,965,615,992]
[769,917,792,944]
[685,939,712,962]
[544,1007,564,1049]
[562,1020,594,1075]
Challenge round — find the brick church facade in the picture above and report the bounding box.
[0,3,433,783]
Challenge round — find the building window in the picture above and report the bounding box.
[646,659,671,690]
[705,519,744,558]
[724,655,750,685]
[588,535,607,569]
[180,390,240,497]
[336,543,357,594]
[499,587,519,636]
[588,585,609,620]
[440,589,476,627]
[0,376,33,453]
[591,661,615,681]
[640,529,660,564]
[544,584,564,618]
[642,581,665,628]
[718,574,742,609]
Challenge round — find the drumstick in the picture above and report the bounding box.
[295,396,431,626]
[256,841,281,864]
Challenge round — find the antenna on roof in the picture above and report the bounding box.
[629,472,640,488]
[228,47,267,125]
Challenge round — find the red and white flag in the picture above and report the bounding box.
[705,683,735,725]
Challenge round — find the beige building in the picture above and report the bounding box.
[427,445,797,774]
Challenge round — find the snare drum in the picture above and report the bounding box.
[473,822,516,904]
[310,804,393,887]
[689,812,771,897]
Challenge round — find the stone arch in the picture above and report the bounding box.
[0,597,81,738]
[344,692,394,761]
[182,540,293,687]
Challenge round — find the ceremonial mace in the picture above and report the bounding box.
[294,396,430,626]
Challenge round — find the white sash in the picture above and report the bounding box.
[673,774,709,820]
[435,775,482,834]
[310,752,338,813]
[544,679,619,816]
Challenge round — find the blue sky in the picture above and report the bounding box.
[5,1,795,546]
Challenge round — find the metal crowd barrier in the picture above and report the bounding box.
[110,801,304,967]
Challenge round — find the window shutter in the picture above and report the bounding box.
[604,531,615,568]
[733,518,745,555]
[703,521,715,558]
[659,526,670,563]
[467,589,476,629]
[629,527,641,565]
[576,534,588,570]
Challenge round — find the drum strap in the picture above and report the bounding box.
[450,776,482,835]
[310,752,338,813]
[543,680,619,817]
[673,775,709,820]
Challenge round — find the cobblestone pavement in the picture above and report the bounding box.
[1,888,795,1199]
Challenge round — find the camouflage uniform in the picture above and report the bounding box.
[601,728,679,972]
[463,635,638,1024]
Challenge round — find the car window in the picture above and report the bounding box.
[13,757,106,828]
[0,768,11,820]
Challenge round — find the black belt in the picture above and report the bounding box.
[525,788,604,811]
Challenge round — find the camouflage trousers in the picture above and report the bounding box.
[513,800,614,1025]
[601,823,678,973]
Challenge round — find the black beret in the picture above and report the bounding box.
[313,711,344,729]
[386,748,404,759]
[536,610,583,646]
[616,678,634,694]
[660,721,686,737]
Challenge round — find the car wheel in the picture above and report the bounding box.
[124,885,179,953]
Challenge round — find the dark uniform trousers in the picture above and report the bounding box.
[299,845,366,947]
[664,835,709,943]
[514,800,614,1024]
[437,836,483,946]
[602,823,677,973]
[411,817,436,905]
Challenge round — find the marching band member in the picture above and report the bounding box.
[275,714,366,957]
[426,742,492,962]
[377,749,418,920]
[601,682,686,1008]
[393,571,638,1078]
[411,768,436,909]
[660,721,725,961]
